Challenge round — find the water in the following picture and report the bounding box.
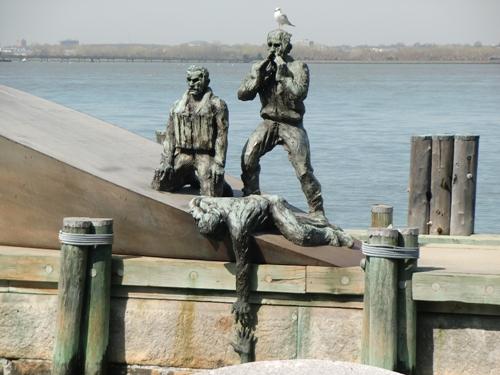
[1,61,499,233]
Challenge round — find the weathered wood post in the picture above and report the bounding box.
[397,228,419,375]
[362,205,394,363]
[362,227,399,370]
[371,204,393,228]
[52,217,92,375]
[82,219,114,375]
[429,135,454,235]
[407,135,432,234]
[450,135,479,236]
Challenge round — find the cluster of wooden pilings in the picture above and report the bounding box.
[362,206,419,374]
[52,218,113,375]
[407,135,479,236]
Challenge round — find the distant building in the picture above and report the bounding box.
[60,39,79,48]
[20,39,27,48]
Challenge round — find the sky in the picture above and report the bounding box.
[1,0,500,46]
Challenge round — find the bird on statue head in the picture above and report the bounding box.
[274,7,295,29]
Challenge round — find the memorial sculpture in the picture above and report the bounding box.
[152,65,231,197]
[238,29,326,223]
[189,195,354,362]
[152,34,355,364]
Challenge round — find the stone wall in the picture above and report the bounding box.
[1,290,500,374]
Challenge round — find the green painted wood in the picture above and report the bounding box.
[371,205,393,228]
[413,272,500,305]
[0,252,59,282]
[305,266,364,295]
[52,218,91,375]
[0,247,305,294]
[365,228,399,370]
[112,257,306,294]
[361,256,370,364]
[82,219,113,375]
[397,228,419,375]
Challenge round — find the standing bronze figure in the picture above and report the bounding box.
[238,30,326,221]
[152,65,231,197]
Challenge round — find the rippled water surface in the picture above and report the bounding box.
[1,62,499,232]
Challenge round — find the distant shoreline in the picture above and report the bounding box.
[3,57,500,65]
[2,42,499,64]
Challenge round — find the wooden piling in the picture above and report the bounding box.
[363,204,393,364]
[397,228,419,375]
[364,228,399,370]
[52,218,91,375]
[407,135,432,234]
[371,204,393,228]
[429,135,454,235]
[361,254,370,365]
[450,135,479,236]
[82,219,113,375]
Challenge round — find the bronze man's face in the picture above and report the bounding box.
[187,71,208,97]
[267,36,287,57]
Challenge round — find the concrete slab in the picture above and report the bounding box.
[199,360,401,375]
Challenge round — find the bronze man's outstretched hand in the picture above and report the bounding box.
[230,327,256,363]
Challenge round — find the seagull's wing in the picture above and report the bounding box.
[280,14,295,27]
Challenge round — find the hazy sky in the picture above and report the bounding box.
[1,0,500,46]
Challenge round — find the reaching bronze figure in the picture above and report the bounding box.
[238,29,326,222]
[152,65,231,196]
[189,194,353,362]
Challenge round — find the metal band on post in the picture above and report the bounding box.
[361,243,419,259]
[58,231,114,246]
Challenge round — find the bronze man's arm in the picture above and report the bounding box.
[214,100,229,168]
[237,59,270,101]
[159,111,175,170]
[275,59,309,101]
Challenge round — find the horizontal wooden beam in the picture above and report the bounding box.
[0,247,368,296]
[0,251,59,283]
[413,272,500,305]
[306,266,364,295]
[3,247,500,305]
[113,256,306,294]
[0,247,308,294]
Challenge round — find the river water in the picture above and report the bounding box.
[1,61,499,232]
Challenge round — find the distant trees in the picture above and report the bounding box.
[24,42,500,62]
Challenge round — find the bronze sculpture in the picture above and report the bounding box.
[152,65,231,196]
[189,194,354,362]
[238,30,326,222]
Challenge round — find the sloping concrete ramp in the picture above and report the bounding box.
[0,85,362,266]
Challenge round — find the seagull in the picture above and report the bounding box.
[274,7,295,28]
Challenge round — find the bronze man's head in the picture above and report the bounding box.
[266,29,293,57]
[186,65,210,97]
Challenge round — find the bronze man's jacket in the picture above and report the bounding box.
[238,58,309,125]
[161,87,229,169]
